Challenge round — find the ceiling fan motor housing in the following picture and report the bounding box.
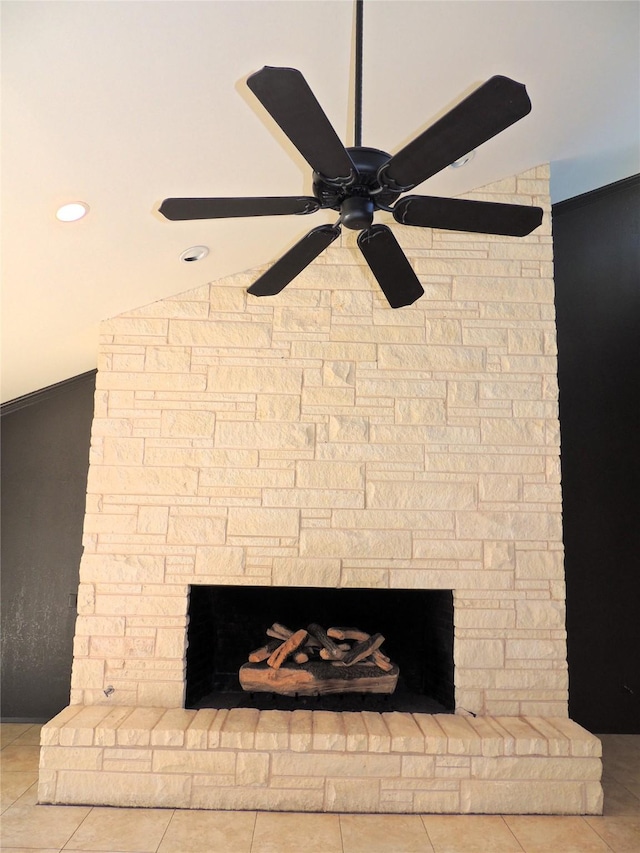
[312,146,402,230]
[340,196,375,230]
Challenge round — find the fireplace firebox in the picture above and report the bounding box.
[185,585,454,714]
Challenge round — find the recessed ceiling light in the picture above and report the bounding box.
[56,202,89,222]
[450,151,476,169]
[180,246,209,263]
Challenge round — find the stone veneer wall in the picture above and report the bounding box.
[69,163,569,719]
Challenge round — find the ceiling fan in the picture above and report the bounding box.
[159,3,543,309]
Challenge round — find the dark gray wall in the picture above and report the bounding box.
[1,371,96,721]
[553,175,640,733]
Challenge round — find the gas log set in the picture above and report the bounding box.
[239,622,399,696]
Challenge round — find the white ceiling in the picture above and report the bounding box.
[2,0,638,403]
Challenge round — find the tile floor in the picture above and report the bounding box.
[1,723,638,852]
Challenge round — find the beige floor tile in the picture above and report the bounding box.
[421,815,523,853]
[7,779,40,808]
[64,806,173,852]
[623,780,640,799]
[599,735,640,755]
[0,743,41,773]
[504,816,611,852]
[11,725,44,746]
[158,809,256,853]
[0,802,91,849]
[585,816,640,852]
[603,753,640,784]
[341,813,434,852]
[606,767,640,786]
[0,724,35,748]
[602,778,640,816]
[251,812,342,853]
[0,772,38,812]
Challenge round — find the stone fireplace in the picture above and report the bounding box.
[39,165,603,814]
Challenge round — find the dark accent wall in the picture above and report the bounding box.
[553,175,640,733]
[1,371,96,721]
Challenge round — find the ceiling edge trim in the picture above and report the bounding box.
[553,174,640,217]
[1,370,97,417]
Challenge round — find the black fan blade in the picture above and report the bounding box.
[247,224,341,297]
[159,196,319,221]
[357,224,424,309]
[393,195,543,236]
[247,67,355,182]
[380,76,532,191]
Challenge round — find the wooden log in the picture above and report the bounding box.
[266,625,318,649]
[307,623,344,659]
[327,626,370,642]
[331,651,393,671]
[293,651,309,664]
[371,650,394,672]
[327,630,391,667]
[248,639,280,663]
[342,633,385,666]
[240,663,317,694]
[239,660,399,696]
[267,629,308,670]
[319,643,349,661]
[266,623,293,641]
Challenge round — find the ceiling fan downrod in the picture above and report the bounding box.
[354,0,364,148]
[314,1,396,232]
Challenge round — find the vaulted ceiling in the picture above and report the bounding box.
[2,1,638,402]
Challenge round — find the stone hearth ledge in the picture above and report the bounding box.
[38,706,602,814]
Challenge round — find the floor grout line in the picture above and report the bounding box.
[60,802,93,851]
[154,806,173,853]
[248,809,258,853]
[500,814,527,852]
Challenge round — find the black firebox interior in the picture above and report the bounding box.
[185,585,454,714]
